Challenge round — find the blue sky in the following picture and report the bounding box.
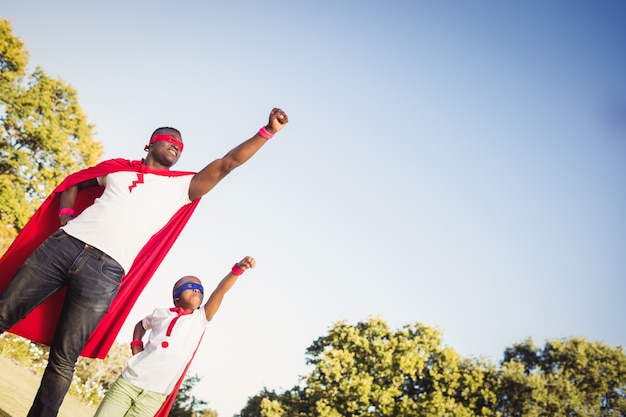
[3,1,626,416]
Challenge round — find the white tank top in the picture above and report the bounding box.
[62,171,193,273]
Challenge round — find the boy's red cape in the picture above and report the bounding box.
[0,158,200,360]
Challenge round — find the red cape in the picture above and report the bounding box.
[0,158,200,359]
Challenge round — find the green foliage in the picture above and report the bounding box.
[0,18,103,253]
[498,337,626,416]
[240,387,310,417]
[0,333,49,374]
[70,341,132,406]
[0,18,28,88]
[198,409,218,417]
[238,318,626,417]
[303,317,494,417]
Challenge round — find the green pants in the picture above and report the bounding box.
[94,376,168,417]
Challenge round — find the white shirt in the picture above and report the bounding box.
[122,307,208,394]
[62,171,193,273]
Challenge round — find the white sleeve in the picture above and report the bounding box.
[141,314,153,330]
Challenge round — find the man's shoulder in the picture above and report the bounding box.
[90,158,140,173]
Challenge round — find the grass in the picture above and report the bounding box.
[0,355,96,417]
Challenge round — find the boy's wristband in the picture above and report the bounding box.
[130,340,144,348]
[258,126,274,139]
[59,208,75,217]
[231,263,245,276]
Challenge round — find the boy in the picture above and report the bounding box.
[93,256,256,417]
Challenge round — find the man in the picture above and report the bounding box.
[0,107,288,417]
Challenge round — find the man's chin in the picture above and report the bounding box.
[160,157,178,168]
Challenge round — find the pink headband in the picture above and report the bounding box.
[144,134,184,153]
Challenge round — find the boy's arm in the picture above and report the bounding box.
[130,320,147,355]
[204,256,255,321]
[188,108,288,200]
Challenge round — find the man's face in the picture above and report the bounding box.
[149,133,183,167]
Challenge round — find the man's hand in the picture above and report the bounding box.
[266,108,289,134]
[59,214,73,226]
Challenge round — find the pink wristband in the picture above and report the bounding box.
[130,340,143,348]
[231,263,245,276]
[59,208,75,217]
[258,126,274,139]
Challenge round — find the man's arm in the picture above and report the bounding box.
[58,178,99,225]
[204,256,255,321]
[188,108,288,201]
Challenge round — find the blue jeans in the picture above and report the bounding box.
[0,229,124,417]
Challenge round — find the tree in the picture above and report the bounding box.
[303,318,497,417]
[240,317,497,417]
[0,18,103,253]
[498,337,626,416]
[238,318,626,417]
[169,373,216,417]
[239,387,310,417]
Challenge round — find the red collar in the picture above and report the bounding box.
[169,307,194,316]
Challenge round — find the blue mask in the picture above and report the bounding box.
[173,282,204,299]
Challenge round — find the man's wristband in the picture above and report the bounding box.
[231,263,245,276]
[130,340,144,348]
[59,208,75,217]
[258,126,274,139]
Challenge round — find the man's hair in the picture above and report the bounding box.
[151,126,182,140]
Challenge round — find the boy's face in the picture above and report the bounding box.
[173,276,204,310]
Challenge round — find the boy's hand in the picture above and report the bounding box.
[237,256,256,271]
[265,108,289,134]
